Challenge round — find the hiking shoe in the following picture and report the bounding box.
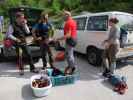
[64,67,76,75]
[102,69,111,78]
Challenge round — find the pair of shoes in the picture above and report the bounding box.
[64,67,76,75]
[30,69,39,73]
[19,70,24,76]
[102,69,111,78]
[52,67,63,76]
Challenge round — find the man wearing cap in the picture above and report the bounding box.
[6,12,38,75]
[57,10,77,74]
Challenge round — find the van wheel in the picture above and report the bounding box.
[87,47,102,66]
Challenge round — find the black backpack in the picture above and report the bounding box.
[120,28,128,40]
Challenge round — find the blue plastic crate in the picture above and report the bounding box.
[47,68,79,86]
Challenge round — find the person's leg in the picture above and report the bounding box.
[47,44,54,68]
[40,42,47,69]
[64,44,76,75]
[109,44,117,74]
[21,45,37,72]
[102,49,111,77]
[15,45,24,75]
[65,44,76,68]
[102,49,109,69]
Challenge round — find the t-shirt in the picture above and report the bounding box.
[33,22,51,37]
[64,17,77,39]
[108,26,120,45]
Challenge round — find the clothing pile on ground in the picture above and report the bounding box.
[107,74,128,95]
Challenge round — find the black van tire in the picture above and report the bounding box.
[86,47,102,66]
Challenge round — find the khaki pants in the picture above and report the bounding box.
[102,44,119,73]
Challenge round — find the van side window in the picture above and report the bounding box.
[87,15,108,31]
[74,17,87,30]
[53,20,64,30]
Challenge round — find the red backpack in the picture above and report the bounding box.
[4,39,14,48]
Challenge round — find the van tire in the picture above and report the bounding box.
[87,47,102,66]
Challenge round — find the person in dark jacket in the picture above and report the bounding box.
[32,13,54,70]
[6,12,38,75]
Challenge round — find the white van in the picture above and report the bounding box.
[54,11,133,66]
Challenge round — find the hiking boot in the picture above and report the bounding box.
[64,67,76,75]
[102,69,111,78]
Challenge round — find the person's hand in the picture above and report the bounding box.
[49,37,53,42]
[33,37,42,41]
[56,38,62,41]
[22,19,27,25]
[102,40,110,49]
[101,40,108,46]
[51,38,57,42]
[16,38,21,43]
[37,37,42,41]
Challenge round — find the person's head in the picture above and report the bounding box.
[15,12,26,25]
[40,12,49,23]
[109,18,119,26]
[63,10,71,21]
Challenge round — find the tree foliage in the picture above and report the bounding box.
[0,0,133,17]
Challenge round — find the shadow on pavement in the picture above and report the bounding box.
[0,62,37,79]
[101,79,114,90]
[21,84,37,100]
[75,52,103,81]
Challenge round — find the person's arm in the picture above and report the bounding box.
[6,25,21,42]
[32,28,37,40]
[6,25,16,40]
[48,23,55,38]
[24,24,30,34]
[32,24,41,40]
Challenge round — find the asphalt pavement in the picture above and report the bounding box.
[0,53,133,100]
